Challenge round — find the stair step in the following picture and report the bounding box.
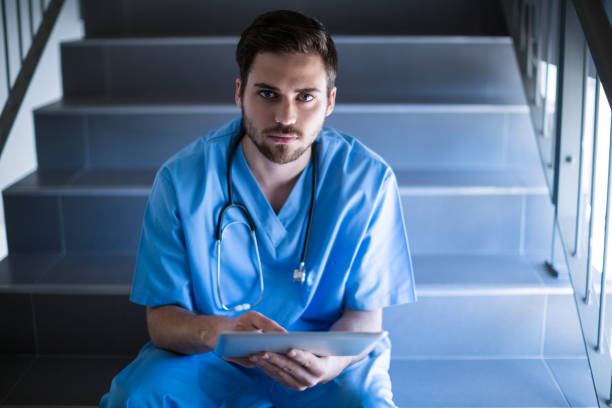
[61,37,525,104]
[3,168,551,254]
[0,253,582,357]
[390,358,597,407]
[0,355,131,406]
[0,355,595,407]
[81,0,508,37]
[35,100,538,171]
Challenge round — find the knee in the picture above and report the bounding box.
[100,375,154,408]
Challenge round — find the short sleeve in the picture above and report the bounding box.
[130,167,194,311]
[344,171,417,310]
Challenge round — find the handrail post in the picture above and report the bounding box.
[596,118,612,352]
[1,0,10,93]
[585,78,601,305]
[572,40,588,258]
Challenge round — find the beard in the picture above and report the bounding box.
[241,108,323,165]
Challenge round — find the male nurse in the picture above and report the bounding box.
[101,9,416,407]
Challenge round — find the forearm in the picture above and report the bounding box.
[146,305,233,355]
[329,308,382,365]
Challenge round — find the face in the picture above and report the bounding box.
[235,52,336,164]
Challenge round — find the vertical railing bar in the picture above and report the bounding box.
[596,115,612,352]
[527,3,534,79]
[28,0,33,39]
[39,0,43,18]
[16,0,23,63]
[541,0,552,138]
[585,77,601,304]
[573,40,589,257]
[1,0,10,94]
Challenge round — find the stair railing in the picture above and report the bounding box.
[0,0,64,159]
[504,0,612,406]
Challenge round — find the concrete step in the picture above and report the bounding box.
[390,357,596,407]
[81,0,508,37]
[61,37,526,104]
[0,253,579,358]
[2,168,551,255]
[34,101,538,172]
[0,354,595,407]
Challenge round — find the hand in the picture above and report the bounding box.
[249,349,353,391]
[214,311,286,368]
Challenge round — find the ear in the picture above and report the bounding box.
[325,86,337,117]
[235,78,243,108]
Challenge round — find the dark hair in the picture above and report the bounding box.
[236,10,337,96]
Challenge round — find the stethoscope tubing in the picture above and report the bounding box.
[214,130,317,311]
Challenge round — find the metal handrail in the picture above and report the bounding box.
[504,0,612,406]
[0,0,64,159]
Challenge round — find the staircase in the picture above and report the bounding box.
[0,1,598,406]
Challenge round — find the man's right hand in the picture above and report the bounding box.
[215,311,287,368]
[146,306,285,365]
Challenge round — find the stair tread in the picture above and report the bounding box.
[63,35,514,45]
[413,254,570,294]
[5,168,548,194]
[0,254,135,294]
[36,99,529,114]
[0,253,568,295]
[0,355,595,407]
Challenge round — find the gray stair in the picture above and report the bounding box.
[61,37,526,104]
[81,0,508,37]
[0,355,596,407]
[3,168,551,256]
[35,101,539,171]
[0,13,589,403]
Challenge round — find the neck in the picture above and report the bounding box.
[241,136,311,212]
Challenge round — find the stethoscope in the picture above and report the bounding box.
[214,131,317,312]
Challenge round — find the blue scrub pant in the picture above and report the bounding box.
[100,339,396,407]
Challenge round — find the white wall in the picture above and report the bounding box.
[0,0,84,260]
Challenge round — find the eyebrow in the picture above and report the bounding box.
[253,82,321,93]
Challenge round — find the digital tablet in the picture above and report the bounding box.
[214,331,388,357]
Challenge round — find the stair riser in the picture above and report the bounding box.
[82,0,507,37]
[0,293,147,355]
[403,193,552,255]
[3,194,147,254]
[0,292,581,357]
[61,40,524,104]
[35,108,536,171]
[4,190,550,255]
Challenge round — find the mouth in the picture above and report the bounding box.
[267,134,299,144]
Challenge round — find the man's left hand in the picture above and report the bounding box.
[249,349,353,391]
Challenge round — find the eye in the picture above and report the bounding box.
[258,90,277,99]
[298,93,314,102]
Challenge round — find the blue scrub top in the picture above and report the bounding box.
[131,117,416,331]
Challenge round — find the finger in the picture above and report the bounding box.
[287,349,325,377]
[224,356,255,368]
[255,356,307,391]
[265,352,318,387]
[245,311,287,332]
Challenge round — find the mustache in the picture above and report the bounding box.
[263,125,302,137]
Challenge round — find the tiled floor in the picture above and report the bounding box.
[0,355,597,407]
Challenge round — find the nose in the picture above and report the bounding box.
[274,98,297,126]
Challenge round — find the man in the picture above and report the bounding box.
[101,10,415,407]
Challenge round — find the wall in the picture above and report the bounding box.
[0,0,84,259]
